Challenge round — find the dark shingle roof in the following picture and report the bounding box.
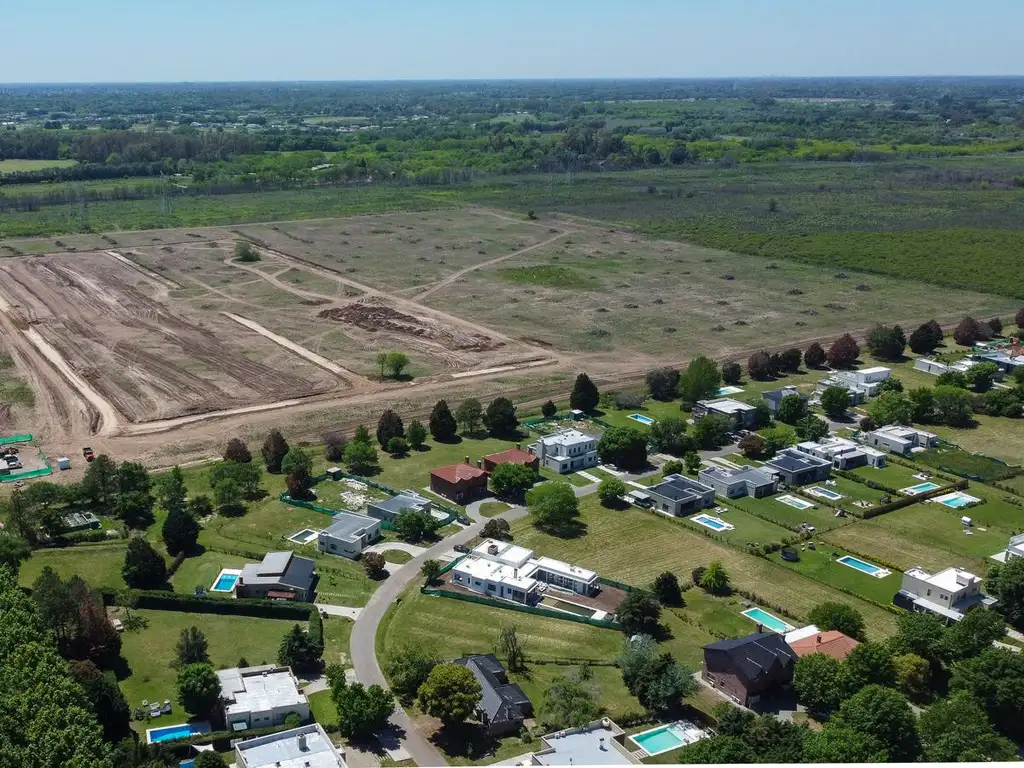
[455,654,529,727]
[650,474,712,502]
[703,632,797,684]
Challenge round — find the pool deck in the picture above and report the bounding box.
[209,568,242,592]
[837,556,891,579]
[145,720,210,744]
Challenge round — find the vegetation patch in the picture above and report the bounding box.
[496,265,599,290]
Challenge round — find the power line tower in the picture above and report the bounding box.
[77,183,89,232]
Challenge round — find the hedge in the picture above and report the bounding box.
[861,479,967,519]
[422,587,621,629]
[103,589,314,620]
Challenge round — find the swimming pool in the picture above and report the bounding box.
[837,555,891,578]
[934,491,980,509]
[806,486,843,501]
[628,413,654,425]
[777,494,814,510]
[146,722,209,744]
[901,481,940,495]
[540,596,597,618]
[287,528,319,544]
[209,568,241,593]
[693,514,734,532]
[742,607,794,633]
[630,721,708,756]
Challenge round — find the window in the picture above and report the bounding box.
[487,584,496,592]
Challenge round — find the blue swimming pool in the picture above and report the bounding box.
[212,572,239,591]
[742,607,792,633]
[628,413,654,425]
[694,514,728,531]
[147,722,209,744]
[838,555,886,576]
[807,486,843,501]
[903,481,940,495]
[630,721,707,755]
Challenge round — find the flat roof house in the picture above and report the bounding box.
[863,424,939,456]
[236,552,317,601]
[795,436,886,469]
[483,447,540,473]
[647,473,716,516]
[234,723,346,768]
[761,386,808,415]
[218,665,310,732]
[693,398,758,430]
[60,511,101,532]
[454,654,533,737]
[317,510,381,559]
[429,461,489,503]
[894,566,996,623]
[531,719,639,766]
[699,465,777,499]
[764,448,831,487]
[529,428,599,474]
[366,492,432,523]
[702,631,798,708]
[1005,533,1024,561]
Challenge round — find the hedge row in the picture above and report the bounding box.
[861,479,967,519]
[103,589,314,620]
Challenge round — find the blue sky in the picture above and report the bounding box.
[2,0,1020,83]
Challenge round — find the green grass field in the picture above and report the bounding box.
[0,158,77,174]
[726,493,851,533]
[848,462,932,491]
[18,542,131,591]
[765,543,902,607]
[678,505,794,549]
[478,502,510,518]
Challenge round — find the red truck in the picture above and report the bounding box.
[83,446,96,462]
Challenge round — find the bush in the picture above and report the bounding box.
[598,477,628,507]
[107,589,314,619]
[234,241,260,262]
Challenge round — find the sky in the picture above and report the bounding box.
[2,0,1021,83]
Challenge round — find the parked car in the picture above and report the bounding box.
[453,544,470,554]
[83,446,96,462]
[456,515,471,525]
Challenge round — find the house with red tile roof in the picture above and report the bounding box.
[788,629,860,661]
[482,447,539,473]
[430,461,489,503]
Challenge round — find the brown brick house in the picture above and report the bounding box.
[430,462,489,503]
[482,448,540,473]
[702,631,798,707]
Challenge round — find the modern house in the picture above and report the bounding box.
[698,465,777,499]
[786,628,860,661]
[218,666,310,732]
[454,654,533,737]
[483,447,540,473]
[816,367,891,403]
[1004,534,1024,561]
[647,473,716,516]
[317,511,381,559]
[761,386,808,416]
[234,723,346,768]
[693,398,758,430]
[529,428,600,474]
[863,424,939,456]
[795,436,887,469]
[429,461,489,503]
[980,349,1024,374]
[763,448,832,487]
[366,491,432,523]
[702,631,798,707]
[894,566,997,622]
[450,539,599,604]
[236,552,317,601]
[60,511,101,532]
[531,719,640,766]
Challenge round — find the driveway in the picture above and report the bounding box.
[316,603,362,620]
[365,541,428,556]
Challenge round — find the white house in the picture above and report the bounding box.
[529,428,599,474]
[796,436,887,469]
[816,366,891,403]
[317,511,381,559]
[693,398,758,429]
[1004,534,1024,560]
[863,425,939,456]
[895,566,996,622]
[698,465,778,499]
[234,723,346,768]
[450,539,598,604]
[218,666,310,732]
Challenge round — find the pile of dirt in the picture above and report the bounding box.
[318,301,501,352]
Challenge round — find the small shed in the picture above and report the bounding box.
[569,409,585,420]
[57,456,71,471]
[961,516,973,527]
[325,467,344,481]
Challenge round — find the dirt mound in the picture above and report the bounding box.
[318,301,501,352]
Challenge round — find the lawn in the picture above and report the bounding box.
[726,493,851,533]
[477,502,509,518]
[677,505,794,549]
[594,400,687,433]
[18,542,130,591]
[765,543,902,608]
[382,550,413,564]
[509,495,898,636]
[799,476,891,508]
[369,434,524,495]
[322,614,354,667]
[928,414,1024,466]
[117,609,300,730]
[848,462,934,492]
[670,589,791,641]
[0,158,78,174]
[170,550,253,595]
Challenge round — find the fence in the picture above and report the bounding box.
[422,587,621,629]
[861,479,968,519]
[103,589,315,620]
[0,433,33,445]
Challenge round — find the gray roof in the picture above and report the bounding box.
[765,449,830,473]
[649,474,713,502]
[236,724,343,768]
[701,465,776,487]
[322,510,378,542]
[762,387,807,403]
[239,552,316,591]
[455,654,529,727]
[704,632,797,684]
[372,495,429,513]
[536,725,634,766]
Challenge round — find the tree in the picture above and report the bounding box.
[429,400,458,441]
[485,397,519,438]
[68,660,132,744]
[936,370,968,388]
[795,415,829,441]
[387,436,409,457]
[844,641,896,689]
[721,361,742,385]
[597,476,627,507]
[495,624,527,673]
[376,409,405,448]
[616,589,662,636]
[323,431,347,462]
[909,322,942,354]
[541,399,557,418]
[176,663,221,716]
[932,385,974,426]
[909,387,936,422]
[988,556,1024,628]
[481,517,512,540]
[277,623,322,673]
[0,532,31,575]
[617,635,697,712]
[384,644,440,700]
[420,559,443,585]
[759,424,797,456]
[527,482,579,533]
[891,611,948,667]
[343,439,379,475]
[362,551,387,579]
[328,667,395,739]
[830,684,921,761]
[779,347,802,373]
[162,504,199,556]
[32,567,78,649]
[737,433,766,459]
[652,572,683,606]
[677,736,756,763]
[281,446,314,498]
[418,663,482,726]
[692,414,732,449]
[954,316,984,346]
[699,561,730,595]
[541,676,601,729]
[385,351,410,378]
[827,334,860,369]
[82,453,118,506]
[212,477,244,516]
[950,647,1024,739]
[945,608,1006,661]
[893,652,931,700]
[808,602,866,641]
[209,459,262,498]
[157,465,188,519]
[683,451,702,474]
[820,386,851,419]
[804,342,826,369]
[121,537,167,589]
[984,388,1023,418]
[867,391,915,426]
[407,420,427,450]
[234,240,258,262]
[794,653,851,719]
[223,437,252,463]
[678,356,721,405]
[452,398,484,435]
[114,461,155,529]
[596,425,647,470]
[194,753,229,768]
[661,459,683,476]
[308,608,324,657]
[393,509,440,543]
[174,626,210,667]
[261,429,289,473]
[866,324,906,360]
[649,417,696,456]
[776,394,807,425]
[747,351,773,381]
[569,372,600,412]
[965,361,1000,392]
[919,690,1017,762]
[803,726,886,763]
